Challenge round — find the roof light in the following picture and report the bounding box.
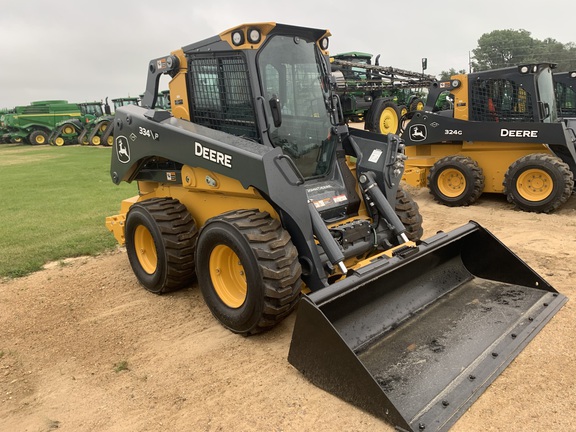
[320,37,329,50]
[451,79,461,88]
[247,28,261,44]
[231,30,244,46]
[570,71,576,79]
[519,65,530,74]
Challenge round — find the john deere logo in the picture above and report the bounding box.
[409,124,427,141]
[116,136,131,164]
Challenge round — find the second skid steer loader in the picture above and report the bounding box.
[106,23,567,432]
[401,64,576,213]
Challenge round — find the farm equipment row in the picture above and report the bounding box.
[0,91,171,146]
[330,52,435,135]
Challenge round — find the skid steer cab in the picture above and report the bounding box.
[105,23,567,432]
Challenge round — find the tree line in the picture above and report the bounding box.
[440,29,576,79]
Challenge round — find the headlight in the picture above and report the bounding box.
[231,30,244,46]
[247,28,261,44]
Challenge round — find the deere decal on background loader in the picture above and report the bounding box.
[105,23,567,432]
[401,64,576,213]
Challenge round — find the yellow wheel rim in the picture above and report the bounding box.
[134,225,157,274]
[437,168,466,198]
[516,169,553,201]
[209,245,247,308]
[400,106,408,117]
[99,123,108,132]
[63,125,74,134]
[415,101,424,110]
[92,136,101,145]
[35,135,45,144]
[378,106,399,134]
[55,137,65,146]
[81,136,89,145]
[106,135,114,146]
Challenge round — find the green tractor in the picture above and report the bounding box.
[49,100,109,146]
[98,96,141,146]
[156,90,171,110]
[0,107,16,144]
[1,100,83,145]
[76,98,117,146]
[330,52,433,134]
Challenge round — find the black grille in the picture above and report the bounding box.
[470,78,534,122]
[188,55,258,140]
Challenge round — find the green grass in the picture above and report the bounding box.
[0,144,136,278]
[113,360,130,372]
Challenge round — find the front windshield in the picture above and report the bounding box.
[81,104,103,116]
[537,68,558,123]
[258,34,334,178]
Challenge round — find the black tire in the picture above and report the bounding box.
[395,186,423,242]
[29,130,48,145]
[61,124,76,135]
[365,99,401,135]
[125,198,198,294]
[409,97,424,112]
[398,105,408,118]
[196,209,302,335]
[53,135,66,146]
[503,153,573,213]
[90,134,102,146]
[428,155,484,206]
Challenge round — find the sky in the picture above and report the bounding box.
[1,0,575,109]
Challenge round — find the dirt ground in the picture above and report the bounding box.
[1,185,576,432]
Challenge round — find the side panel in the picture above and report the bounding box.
[137,166,279,227]
[404,142,553,193]
[110,104,330,290]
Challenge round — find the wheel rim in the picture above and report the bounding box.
[516,169,553,201]
[99,123,108,132]
[415,101,424,110]
[35,135,45,144]
[378,107,399,134]
[92,136,101,145]
[134,225,157,274]
[55,137,65,146]
[106,135,114,146]
[63,125,74,134]
[437,168,466,198]
[209,245,247,308]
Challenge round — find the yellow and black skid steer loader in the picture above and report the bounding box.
[401,64,576,213]
[106,23,567,432]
